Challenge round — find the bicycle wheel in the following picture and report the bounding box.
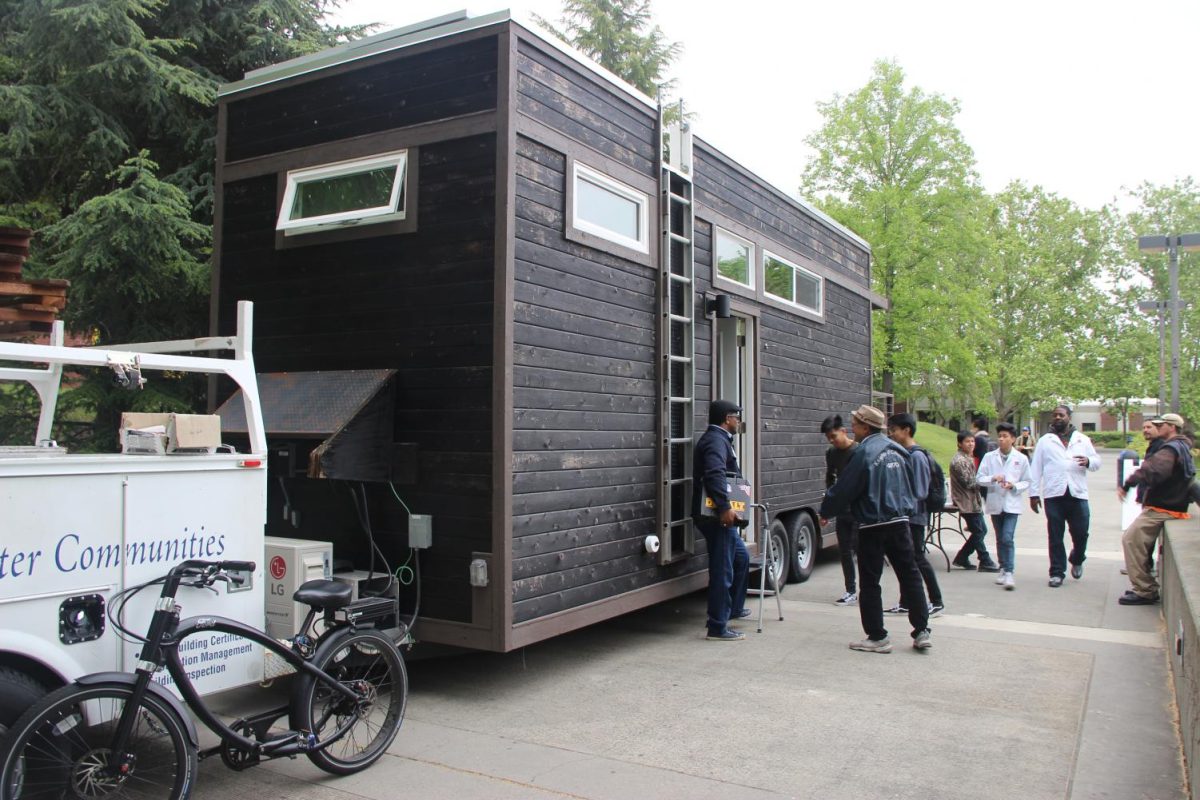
[1,681,196,800]
[289,628,407,775]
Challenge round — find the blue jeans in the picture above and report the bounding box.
[699,522,749,634]
[990,512,1018,573]
[1044,495,1090,578]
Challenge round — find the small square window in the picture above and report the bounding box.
[764,250,823,315]
[715,228,753,288]
[571,162,649,254]
[277,150,407,235]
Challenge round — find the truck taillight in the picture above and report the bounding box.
[238,459,263,468]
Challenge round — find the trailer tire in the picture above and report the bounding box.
[0,667,48,735]
[786,513,818,584]
[763,518,790,590]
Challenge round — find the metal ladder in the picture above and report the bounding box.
[657,101,696,564]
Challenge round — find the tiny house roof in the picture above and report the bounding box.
[217,8,870,253]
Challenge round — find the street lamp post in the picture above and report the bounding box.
[1138,233,1200,413]
[1136,300,1168,416]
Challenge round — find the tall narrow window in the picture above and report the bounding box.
[763,250,823,315]
[714,228,753,288]
[572,162,649,253]
[277,150,408,235]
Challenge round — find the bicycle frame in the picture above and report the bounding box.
[105,564,366,770]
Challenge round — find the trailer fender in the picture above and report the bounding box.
[0,630,86,690]
[76,672,200,747]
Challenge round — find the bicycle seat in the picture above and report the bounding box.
[293,579,353,610]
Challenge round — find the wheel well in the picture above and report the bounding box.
[0,652,66,693]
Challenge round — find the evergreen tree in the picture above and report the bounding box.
[0,0,362,448]
[534,0,680,98]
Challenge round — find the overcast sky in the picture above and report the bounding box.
[326,1,1198,212]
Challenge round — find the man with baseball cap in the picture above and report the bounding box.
[820,404,931,653]
[1117,413,1195,605]
[693,399,751,640]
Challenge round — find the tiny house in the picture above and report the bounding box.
[211,10,882,652]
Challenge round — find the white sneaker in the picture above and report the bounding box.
[835,592,858,606]
[1003,572,1015,590]
[995,571,1007,585]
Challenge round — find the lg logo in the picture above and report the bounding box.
[269,556,286,580]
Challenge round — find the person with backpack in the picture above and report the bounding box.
[1117,413,1195,605]
[884,413,945,617]
[819,405,930,653]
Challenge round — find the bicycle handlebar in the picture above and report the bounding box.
[169,560,257,583]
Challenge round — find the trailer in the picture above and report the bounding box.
[210,10,884,653]
[0,302,268,730]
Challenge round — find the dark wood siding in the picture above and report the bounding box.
[515,39,656,175]
[215,134,497,623]
[692,143,872,514]
[224,37,498,163]
[510,112,706,623]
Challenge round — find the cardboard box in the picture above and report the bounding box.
[120,413,221,453]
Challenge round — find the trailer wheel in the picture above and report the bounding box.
[0,667,47,735]
[786,513,818,583]
[764,518,790,590]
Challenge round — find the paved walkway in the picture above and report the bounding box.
[198,451,1187,799]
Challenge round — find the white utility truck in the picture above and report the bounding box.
[0,301,268,731]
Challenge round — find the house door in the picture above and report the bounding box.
[715,315,756,542]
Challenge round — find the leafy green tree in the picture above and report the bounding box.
[1116,178,1200,420]
[534,0,680,97]
[801,60,990,415]
[976,182,1116,422]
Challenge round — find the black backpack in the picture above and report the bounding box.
[913,445,947,510]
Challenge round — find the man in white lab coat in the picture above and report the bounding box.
[1028,405,1100,588]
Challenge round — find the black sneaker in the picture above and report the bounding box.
[952,557,976,570]
[707,629,746,641]
[1071,563,1084,580]
[928,603,944,618]
[884,604,908,614]
[1118,592,1158,606]
[977,562,1001,573]
[1048,576,1064,588]
[731,608,752,619]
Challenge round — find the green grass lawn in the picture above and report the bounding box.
[912,421,960,473]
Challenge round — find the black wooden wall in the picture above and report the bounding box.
[691,143,873,513]
[215,36,500,624]
[508,38,706,625]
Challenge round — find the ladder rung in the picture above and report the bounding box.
[667,396,693,403]
[668,232,691,244]
[666,478,691,486]
[667,355,691,364]
[668,274,692,284]
[664,518,691,527]
[667,192,691,206]
[667,437,691,444]
[668,313,692,324]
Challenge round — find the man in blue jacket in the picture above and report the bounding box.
[693,399,750,641]
[820,404,931,653]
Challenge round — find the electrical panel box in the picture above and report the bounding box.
[265,536,332,639]
[409,514,433,549]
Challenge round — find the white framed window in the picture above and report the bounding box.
[714,228,754,289]
[763,250,823,315]
[571,162,650,254]
[276,150,408,235]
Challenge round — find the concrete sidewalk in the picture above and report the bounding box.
[199,451,1187,800]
